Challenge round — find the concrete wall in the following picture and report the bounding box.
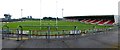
[114,15,119,24]
[118,15,120,25]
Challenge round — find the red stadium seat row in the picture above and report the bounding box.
[107,20,114,24]
[91,20,99,23]
[80,19,114,25]
[98,20,108,25]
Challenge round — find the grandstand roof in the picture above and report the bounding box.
[64,15,114,18]
[63,15,114,20]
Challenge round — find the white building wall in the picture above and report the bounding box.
[114,15,119,24]
[118,15,120,25]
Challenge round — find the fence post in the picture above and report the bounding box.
[58,32,60,38]
[20,26,23,40]
[62,30,65,37]
[18,26,23,41]
[47,26,50,42]
[74,26,77,39]
[74,26,77,34]
[16,29,19,41]
[29,30,31,39]
[56,26,59,38]
[2,28,4,39]
[7,28,10,39]
[2,25,9,39]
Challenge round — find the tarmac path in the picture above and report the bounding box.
[2,28,119,48]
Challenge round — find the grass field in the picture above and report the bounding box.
[2,20,112,31]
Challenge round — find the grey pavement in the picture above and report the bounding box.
[2,28,119,48]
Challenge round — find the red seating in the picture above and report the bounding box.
[85,19,90,22]
[83,20,88,22]
[91,20,99,23]
[98,20,108,24]
[107,20,114,24]
[80,19,86,22]
[89,20,95,23]
[85,19,91,22]
[79,19,114,25]
[87,20,93,22]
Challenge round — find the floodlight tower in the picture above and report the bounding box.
[21,9,23,18]
[21,9,23,22]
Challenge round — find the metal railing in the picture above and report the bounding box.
[2,25,116,41]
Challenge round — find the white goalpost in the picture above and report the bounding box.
[56,0,58,26]
[40,0,42,29]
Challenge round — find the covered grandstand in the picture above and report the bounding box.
[64,15,119,26]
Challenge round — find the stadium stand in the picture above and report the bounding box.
[64,15,117,26]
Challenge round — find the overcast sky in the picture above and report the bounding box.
[0,0,119,19]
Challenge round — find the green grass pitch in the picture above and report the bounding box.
[2,20,112,31]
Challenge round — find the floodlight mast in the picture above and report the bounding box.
[21,9,23,22]
[21,9,23,18]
